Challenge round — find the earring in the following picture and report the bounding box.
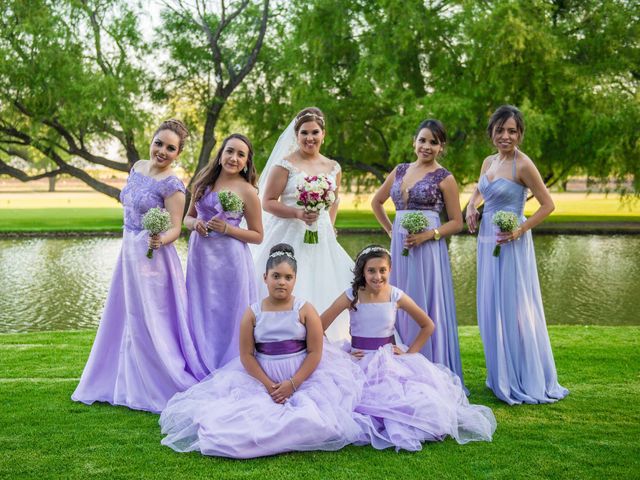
[242,166,247,173]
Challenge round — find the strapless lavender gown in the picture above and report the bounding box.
[345,286,496,451]
[477,153,569,404]
[72,170,206,413]
[389,164,465,386]
[186,188,258,373]
[160,297,366,458]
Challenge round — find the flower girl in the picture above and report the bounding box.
[159,243,365,458]
[321,245,497,451]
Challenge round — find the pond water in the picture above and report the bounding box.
[0,234,638,333]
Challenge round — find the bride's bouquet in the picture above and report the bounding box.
[296,174,336,244]
[141,207,171,259]
[492,210,519,257]
[400,212,430,256]
[217,190,244,219]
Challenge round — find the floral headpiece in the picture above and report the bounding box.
[269,251,295,259]
[356,246,390,260]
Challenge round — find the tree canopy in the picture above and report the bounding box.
[1,0,638,197]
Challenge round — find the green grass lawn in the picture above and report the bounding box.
[0,208,124,232]
[0,207,638,234]
[1,326,638,479]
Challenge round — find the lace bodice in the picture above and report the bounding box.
[390,164,451,212]
[251,298,307,344]
[120,170,186,232]
[346,287,403,338]
[274,158,341,210]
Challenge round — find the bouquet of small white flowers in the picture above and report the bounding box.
[141,207,171,259]
[217,190,244,219]
[296,174,336,244]
[492,211,519,257]
[400,212,430,256]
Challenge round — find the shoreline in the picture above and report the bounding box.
[1,221,638,237]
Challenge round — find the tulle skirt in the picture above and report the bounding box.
[159,341,367,458]
[353,344,496,451]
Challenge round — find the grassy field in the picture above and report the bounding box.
[0,326,637,479]
[0,191,638,233]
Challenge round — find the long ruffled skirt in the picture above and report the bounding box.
[353,344,496,451]
[159,342,367,458]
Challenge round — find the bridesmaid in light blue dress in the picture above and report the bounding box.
[466,105,569,405]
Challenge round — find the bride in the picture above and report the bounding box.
[251,107,353,341]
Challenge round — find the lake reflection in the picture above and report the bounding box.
[0,234,638,333]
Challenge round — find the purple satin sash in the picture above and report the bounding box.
[255,340,306,355]
[351,335,394,350]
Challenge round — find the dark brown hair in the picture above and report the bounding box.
[294,107,325,134]
[266,243,297,274]
[350,245,392,311]
[414,118,447,146]
[487,105,525,141]
[190,134,256,203]
[153,119,190,153]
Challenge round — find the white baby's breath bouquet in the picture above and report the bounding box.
[400,212,430,256]
[218,190,244,219]
[492,211,519,257]
[141,207,171,259]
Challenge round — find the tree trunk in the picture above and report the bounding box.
[48,176,56,192]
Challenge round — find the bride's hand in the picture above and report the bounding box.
[297,209,319,225]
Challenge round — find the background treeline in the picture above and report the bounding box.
[0,0,637,200]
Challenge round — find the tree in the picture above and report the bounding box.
[0,0,149,200]
[231,0,639,191]
[156,0,270,183]
[0,0,272,199]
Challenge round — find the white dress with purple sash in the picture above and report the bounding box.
[346,287,496,451]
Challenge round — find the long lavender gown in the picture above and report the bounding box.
[72,170,206,413]
[389,164,465,386]
[160,298,366,458]
[186,188,258,373]
[345,287,496,451]
[477,153,569,404]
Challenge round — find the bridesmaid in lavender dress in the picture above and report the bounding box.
[372,119,465,386]
[183,134,262,373]
[466,105,569,404]
[72,120,206,413]
[160,244,366,458]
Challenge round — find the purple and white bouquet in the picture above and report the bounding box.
[141,207,171,259]
[296,174,336,244]
[400,212,430,256]
[492,210,519,257]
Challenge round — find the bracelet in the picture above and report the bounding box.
[223,223,228,235]
[289,377,297,392]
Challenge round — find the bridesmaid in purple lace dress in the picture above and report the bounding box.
[466,105,568,404]
[183,134,263,373]
[371,119,465,387]
[72,120,206,413]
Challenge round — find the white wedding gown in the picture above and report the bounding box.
[250,158,353,341]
